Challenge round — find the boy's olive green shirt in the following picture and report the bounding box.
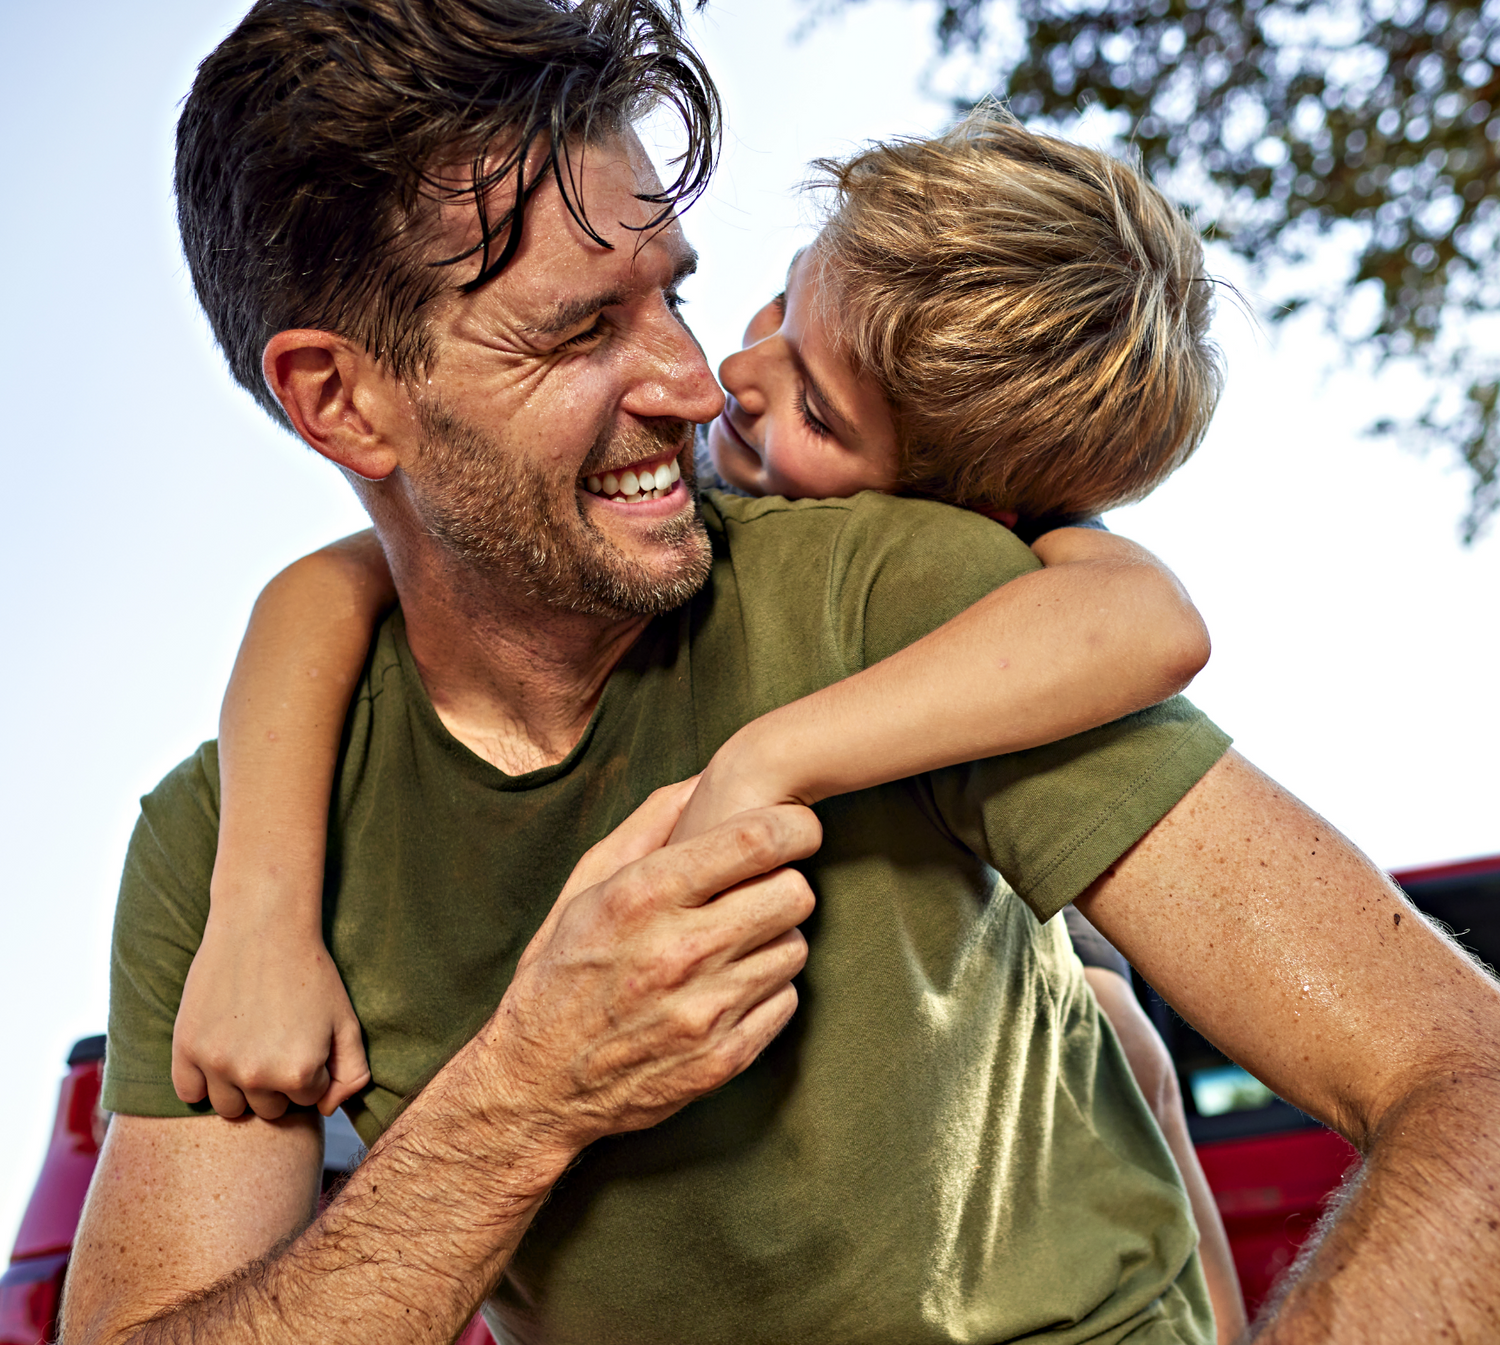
[106,492,1231,1345]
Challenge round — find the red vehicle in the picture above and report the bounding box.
[6,854,1497,1342]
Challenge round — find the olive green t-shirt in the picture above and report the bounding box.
[105,492,1231,1345]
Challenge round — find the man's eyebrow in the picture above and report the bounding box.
[524,289,627,337]
[523,246,700,336]
[670,246,700,288]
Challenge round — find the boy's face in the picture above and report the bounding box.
[707,246,899,500]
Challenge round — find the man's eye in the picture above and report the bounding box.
[558,321,603,349]
[666,290,689,316]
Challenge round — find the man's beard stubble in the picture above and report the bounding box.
[411,397,713,618]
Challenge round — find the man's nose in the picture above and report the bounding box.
[624,306,726,425]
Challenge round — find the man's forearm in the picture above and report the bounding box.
[1259,1069,1500,1342]
[69,797,820,1345]
[1080,752,1500,1341]
[78,1046,574,1345]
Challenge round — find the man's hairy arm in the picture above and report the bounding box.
[63,786,821,1345]
[1077,752,1500,1341]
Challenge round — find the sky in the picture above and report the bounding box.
[2,0,1496,1250]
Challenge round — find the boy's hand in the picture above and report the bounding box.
[171,906,372,1120]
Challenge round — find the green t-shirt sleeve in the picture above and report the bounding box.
[929,699,1232,921]
[101,743,221,1117]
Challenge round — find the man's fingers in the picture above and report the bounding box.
[717,979,801,1075]
[559,778,701,902]
[657,870,815,990]
[701,868,817,962]
[619,804,822,915]
[713,927,809,1015]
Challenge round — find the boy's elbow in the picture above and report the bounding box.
[1164,611,1211,693]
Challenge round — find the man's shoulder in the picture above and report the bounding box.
[137,740,222,837]
[702,489,1037,584]
[704,487,1021,534]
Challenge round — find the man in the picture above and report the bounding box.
[65,1,1500,1342]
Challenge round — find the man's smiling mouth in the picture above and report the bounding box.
[580,451,683,504]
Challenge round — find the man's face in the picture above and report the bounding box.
[398,132,725,617]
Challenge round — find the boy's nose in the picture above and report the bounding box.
[717,345,764,415]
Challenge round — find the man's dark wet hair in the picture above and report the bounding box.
[176,0,720,428]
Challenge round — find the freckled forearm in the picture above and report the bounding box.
[98,1067,573,1345]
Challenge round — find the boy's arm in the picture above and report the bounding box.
[171,531,396,1120]
[673,527,1209,838]
[1082,967,1247,1344]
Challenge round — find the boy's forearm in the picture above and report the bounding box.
[719,539,1208,808]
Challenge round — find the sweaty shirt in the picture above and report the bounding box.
[105,491,1231,1344]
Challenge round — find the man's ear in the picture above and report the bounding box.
[262,331,402,481]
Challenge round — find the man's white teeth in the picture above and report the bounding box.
[583,457,682,502]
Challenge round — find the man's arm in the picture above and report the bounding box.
[1077,751,1500,1340]
[63,787,821,1345]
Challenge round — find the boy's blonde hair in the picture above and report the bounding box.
[812,104,1223,521]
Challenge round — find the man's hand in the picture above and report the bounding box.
[469,783,821,1157]
[1078,751,1500,1341]
[64,788,820,1345]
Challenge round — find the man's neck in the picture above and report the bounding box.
[388,544,652,777]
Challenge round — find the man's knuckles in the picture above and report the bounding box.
[663,995,728,1046]
[717,808,803,876]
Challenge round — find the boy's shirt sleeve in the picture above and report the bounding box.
[102,743,221,1117]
